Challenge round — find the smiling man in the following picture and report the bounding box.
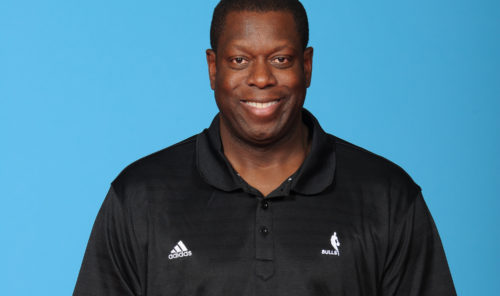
[74,1,456,295]
[206,8,312,197]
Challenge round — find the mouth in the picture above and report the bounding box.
[241,98,281,109]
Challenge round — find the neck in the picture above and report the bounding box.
[219,116,310,196]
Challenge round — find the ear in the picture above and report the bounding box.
[303,47,313,88]
[206,49,217,90]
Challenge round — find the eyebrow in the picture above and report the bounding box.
[231,43,295,54]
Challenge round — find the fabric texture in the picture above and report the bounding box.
[74,109,456,295]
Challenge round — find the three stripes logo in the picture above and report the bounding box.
[168,240,192,260]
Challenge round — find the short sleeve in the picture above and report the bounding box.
[73,186,144,296]
[381,192,456,295]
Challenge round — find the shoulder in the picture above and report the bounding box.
[111,135,198,198]
[332,135,421,198]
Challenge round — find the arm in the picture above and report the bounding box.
[381,192,456,295]
[73,186,144,296]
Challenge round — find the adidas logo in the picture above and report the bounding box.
[168,240,192,260]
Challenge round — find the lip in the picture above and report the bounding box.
[240,97,283,118]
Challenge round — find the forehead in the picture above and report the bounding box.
[218,11,301,51]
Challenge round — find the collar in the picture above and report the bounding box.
[196,109,336,196]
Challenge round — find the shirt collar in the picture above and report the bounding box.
[196,109,336,196]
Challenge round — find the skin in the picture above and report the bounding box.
[206,11,313,196]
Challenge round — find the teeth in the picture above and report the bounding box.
[244,100,279,109]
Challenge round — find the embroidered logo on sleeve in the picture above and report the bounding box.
[321,232,340,256]
[168,240,193,260]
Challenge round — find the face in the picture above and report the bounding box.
[206,11,313,146]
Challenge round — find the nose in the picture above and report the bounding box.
[246,58,277,88]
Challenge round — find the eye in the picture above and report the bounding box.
[271,56,292,67]
[230,57,249,65]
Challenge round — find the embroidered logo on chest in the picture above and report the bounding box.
[168,240,192,260]
[321,232,340,256]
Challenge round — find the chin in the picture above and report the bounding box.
[242,127,287,147]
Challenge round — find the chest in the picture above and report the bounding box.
[145,190,387,295]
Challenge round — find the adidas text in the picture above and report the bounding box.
[168,250,192,260]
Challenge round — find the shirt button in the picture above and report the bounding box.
[260,226,269,236]
[261,200,269,209]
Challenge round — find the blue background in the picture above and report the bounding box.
[1,0,498,295]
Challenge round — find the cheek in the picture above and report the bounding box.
[215,68,245,93]
[275,69,306,89]
[214,72,243,111]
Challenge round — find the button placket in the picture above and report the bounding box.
[255,197,275,280]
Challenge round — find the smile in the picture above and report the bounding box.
[242,99,281,109]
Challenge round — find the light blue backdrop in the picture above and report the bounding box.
[1,0,498,295]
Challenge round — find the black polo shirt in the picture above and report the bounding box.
[74,110,456,296]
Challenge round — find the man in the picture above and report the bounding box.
[74,0,456,295]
